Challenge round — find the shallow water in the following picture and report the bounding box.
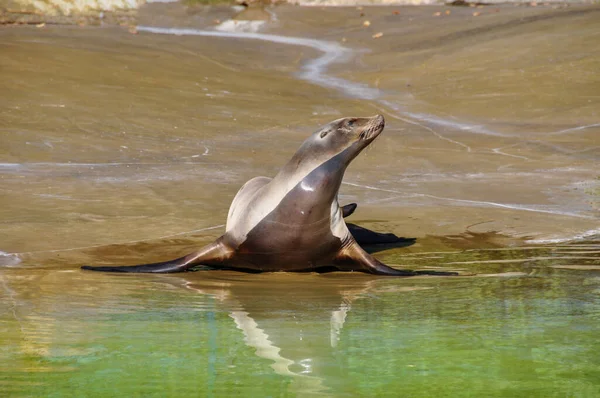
[2,245,600,396]
[1,3,599,396]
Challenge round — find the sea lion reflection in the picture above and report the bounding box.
[182,273,389,392]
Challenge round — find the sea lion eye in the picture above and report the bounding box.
[347,119,355,127]
[320,130,329,138]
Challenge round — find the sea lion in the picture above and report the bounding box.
[82,115,455,276]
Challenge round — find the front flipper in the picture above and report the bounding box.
[334,241,457,276]
[81,238,232,273]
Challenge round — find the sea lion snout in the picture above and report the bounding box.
[358,114,385,142]
[373,114,384,128]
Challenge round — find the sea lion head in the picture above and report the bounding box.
[288,115,385,169]
[317,114,384,150]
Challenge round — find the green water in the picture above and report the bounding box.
[2,244,599,396]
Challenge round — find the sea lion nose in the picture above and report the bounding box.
[372,114,385,126]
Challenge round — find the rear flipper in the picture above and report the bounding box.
[346,223,414,246]
[341,204,413,246]
[81,238,232,273]
[341,203,357,218]
[335,241,458,277]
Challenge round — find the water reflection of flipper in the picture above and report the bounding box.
[81,239,233,273]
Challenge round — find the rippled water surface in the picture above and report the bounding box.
[2,244,600,396]
[1,3,599,396]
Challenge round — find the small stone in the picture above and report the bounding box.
[372,32,383,39]
[434,12,441,16]
[473,11,480,16]
[36,22,45,28]
[392,10,400,15]
[363,20,371,27]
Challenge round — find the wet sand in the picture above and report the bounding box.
[1,3,599,265]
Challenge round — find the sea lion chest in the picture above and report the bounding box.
[230,167,346,270]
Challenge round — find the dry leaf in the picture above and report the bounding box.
[36,22,45,28]
[392,10,400,15]
[372,32,383,39]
